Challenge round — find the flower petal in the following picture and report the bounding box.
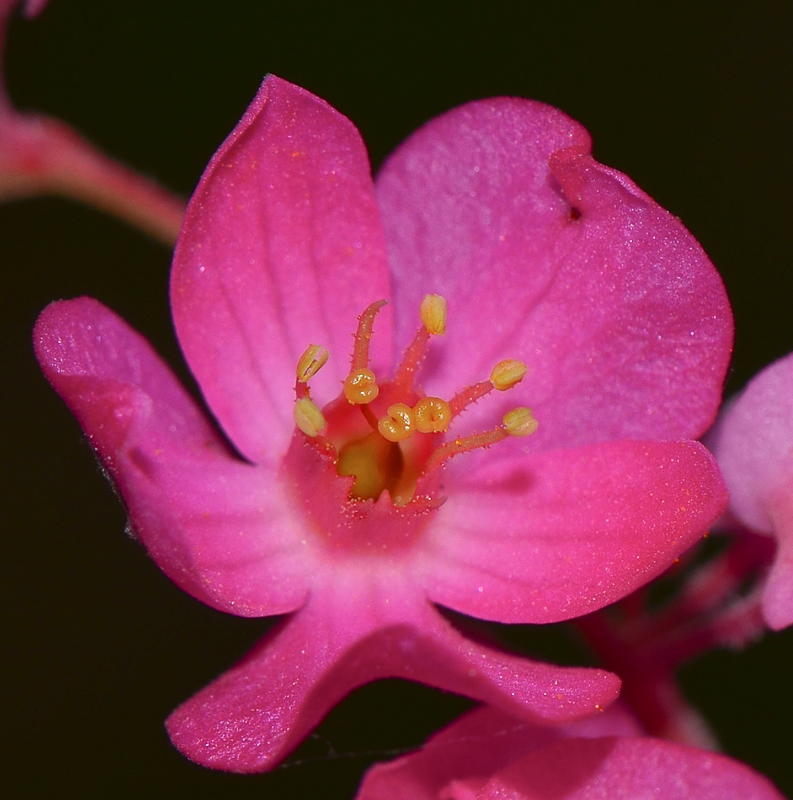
[760,489,793,629]
[708,353,793,535]
[420,440,727,623]
[375,97,731,446]
[477,736,785,800]
[34,298,309,616]
[167,585,619,773]
[356,705,641,800]
[172,75,393,464]
[707,353,793,629]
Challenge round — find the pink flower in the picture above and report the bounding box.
[707,352,793,630]
[35,76,730,772]
[356,705,785,800]
[0,0,184,243]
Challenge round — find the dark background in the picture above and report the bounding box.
[4,1,793,797]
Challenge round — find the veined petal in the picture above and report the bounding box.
[477,736,785,800]
[356,705,641,800]
[376,97,731,447]
[167,583,619,773]
[172,75,393,465]
[419,440,727,623]
[34,298,309,616]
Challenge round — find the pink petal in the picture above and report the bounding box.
[708,353,793,629]
[172,75,393,465]
[709,352,793,534]
[22,0,48,15]
[34,298,309,616]
[760,489,793,629]
[477,736,785,800]
[420,440,727,623]
[356,705,641,800]
[0,0,39,35]
[167,586,620,773]
[375,97,731,447]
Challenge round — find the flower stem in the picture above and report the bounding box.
[0,113,185,245]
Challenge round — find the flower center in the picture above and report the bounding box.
[288,295,538,512]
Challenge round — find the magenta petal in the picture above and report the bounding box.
[167,590,619,773]
[34,298,309,616]
[478,736,785,800]
[356,705,641,800]
[375,97,731,445]
[421,440,727,623]
[172,75,393,464]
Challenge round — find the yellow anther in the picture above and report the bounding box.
[503,407,539,437]
[296,344,329,383]
[413,396,452,433]
[294,397,327,437]
[419,294,448,335]
[490,359,528,391]
[344,368,380,405]
[378,403,416,443]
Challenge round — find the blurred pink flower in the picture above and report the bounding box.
[356,705,785,800]
[35,76,730,772]
[708,352,793,630]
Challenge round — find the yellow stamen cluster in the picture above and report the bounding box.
[291,295,540,498]
[293,344,329,437]
[376,396,453,443]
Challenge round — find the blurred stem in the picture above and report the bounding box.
[0,113,186,245]
[575,611,720,749]
[574,534,773,749]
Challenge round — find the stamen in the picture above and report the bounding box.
[424,407,538,473]
[344,368,380,405]
[343,300,386,406]
[503,407,539,437]
[449,358,528,416]
[414,396,452,433]
[490,359,527,391]
[394,293,449,392]
[294,397,327,437]
[296,344,329,383]
[424,429,509,473]
[378,403,416,442]
[448,380,493,417]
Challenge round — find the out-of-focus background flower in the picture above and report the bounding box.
[4,1,792,797]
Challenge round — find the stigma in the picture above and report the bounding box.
[290,295,537,508]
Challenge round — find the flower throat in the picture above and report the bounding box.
[292,295,537,508]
